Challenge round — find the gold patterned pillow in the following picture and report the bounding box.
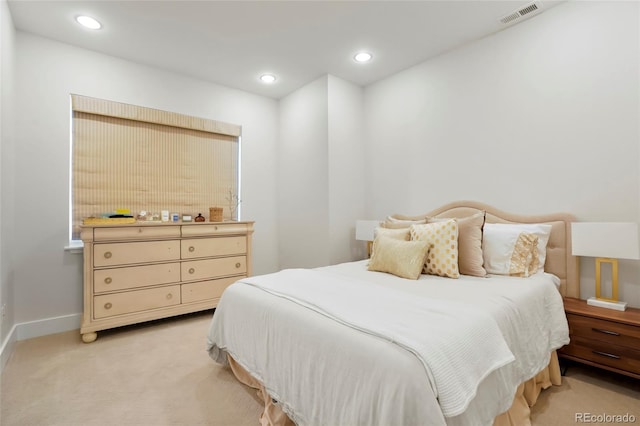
[410,220,460,279]
[509,233,539,277]
[428,211,486,277]
[368,236,430,280]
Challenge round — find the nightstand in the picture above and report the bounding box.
[559,297,640,379]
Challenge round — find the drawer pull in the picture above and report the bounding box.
[188,268,195,274]
[235,262,241,268]
[592,350,620,360]
[104,277,112,284]
[214,226,218,230]
[104,302,112,310]
[188,246,195,252]
[104,251,112,259]
[166,293,173,300]
[592,328,620,336]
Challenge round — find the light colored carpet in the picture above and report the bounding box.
[1,311,638,426]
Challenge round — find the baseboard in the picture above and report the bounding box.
[15,313,81,341]
[0,324,17,373]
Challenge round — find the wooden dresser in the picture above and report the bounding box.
[80,221,254,342]
[559,297,640,379]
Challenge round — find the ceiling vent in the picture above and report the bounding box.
[500,1,544,25]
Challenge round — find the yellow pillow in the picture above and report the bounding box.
[374,226,411,241]
[368,237,429,280]
[428,212,486,277]
[410,220,460,278]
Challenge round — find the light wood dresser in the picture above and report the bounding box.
[80,221,254,343]
[559,297,640,379]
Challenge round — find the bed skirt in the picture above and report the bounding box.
[226,351,561,426]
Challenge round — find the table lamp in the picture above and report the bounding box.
[355,220,380,258]
[571,222,640,311]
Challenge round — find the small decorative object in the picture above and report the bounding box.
[182,215,192,222]
[225,189,241,221]
[171,213,179,222]
[209,207,223,222]
[136,210,148,221]
[195,213,205,222]
[161,210,169,222]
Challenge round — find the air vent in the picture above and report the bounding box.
[500,1,544,25]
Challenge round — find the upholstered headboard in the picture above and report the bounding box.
[425,201,580,298]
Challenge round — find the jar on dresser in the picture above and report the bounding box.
[80,221,254,343]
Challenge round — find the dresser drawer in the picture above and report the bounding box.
[181,237,246,259]
[94,263,180,293]
[94,226,180,241]
[181,276,241,303]
[93,285,180,319]
[181,256,246,281]
[181,223,248,237]
[567,313,640,348]
[562,335,640,375]
[94,240,180,267]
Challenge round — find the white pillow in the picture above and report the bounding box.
[482,223,552,273]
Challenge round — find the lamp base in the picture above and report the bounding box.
[587,297,627,311]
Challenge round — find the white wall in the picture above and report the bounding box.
[278,77,330,268]
[12,32,280,326]
[1,0,17,357]
[278,75,366,269]
[328,76,367,262]
[364,1,640,306]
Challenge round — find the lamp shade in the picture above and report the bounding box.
[571,222,640,260]
[355,220,380,241]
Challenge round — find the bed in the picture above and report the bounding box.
[207,201,579,426]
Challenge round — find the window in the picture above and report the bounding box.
[70,95,240,240]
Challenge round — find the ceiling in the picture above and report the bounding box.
[8,0,561,100]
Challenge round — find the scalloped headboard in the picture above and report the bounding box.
[424,201,579,298]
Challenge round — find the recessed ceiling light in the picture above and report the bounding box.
[260,74,276,84]
[76,15,102,30]
[354,52,373,63]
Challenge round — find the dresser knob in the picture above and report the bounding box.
[104,302,112,310]
[166,294,173,300]
[104,277,112,284]
[235,262,241,268]
[138,228,142,233]
[188,268,195,274]
[214,226,218,230]
[188,246,195,252]
[104,251,112,259]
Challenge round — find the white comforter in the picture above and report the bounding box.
[207,260,569,426]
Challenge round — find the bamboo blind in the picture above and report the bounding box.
[71,95,240,239]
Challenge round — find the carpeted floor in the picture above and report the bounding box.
[1,311,638,426]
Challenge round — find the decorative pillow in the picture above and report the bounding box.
[483,223,552,273]
[368,236,429,280]
[374,227,411,241]
[482,226,539,277]
[428,211,486,277]
[410,220,460,278]
[382,215,428,229]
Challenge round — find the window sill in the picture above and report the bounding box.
[65,241,84,254]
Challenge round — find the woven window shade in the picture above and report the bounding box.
[71,95,240,239]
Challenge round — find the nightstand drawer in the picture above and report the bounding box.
[567,313,640,348]
[562,335,640,375]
